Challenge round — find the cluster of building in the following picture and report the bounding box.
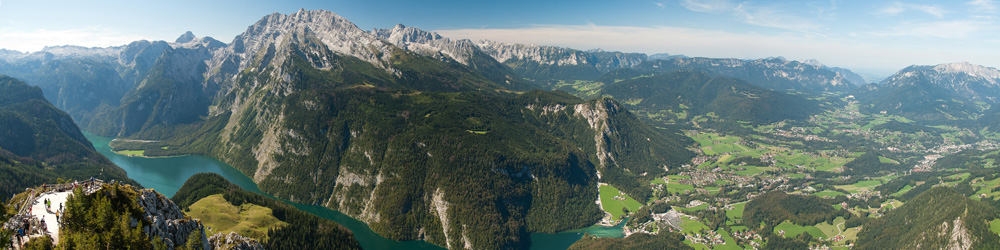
[687,230,726,247]
[731,229,762,248]
[809,242,854,250]
[771,127,836,142]
[847,189,881,201]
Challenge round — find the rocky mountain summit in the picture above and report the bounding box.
[857,62,1000,121]
[881,62,1000,102]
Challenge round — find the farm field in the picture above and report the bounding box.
[599,184,643,221]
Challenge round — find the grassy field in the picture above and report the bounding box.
[680,216,709,234]
[834,179,883,193]
[972,177,1000,200]
[599,184,643,221]
[186,194,289,240]
[114,150,145,157]
[683,240,710,250]
[651,178,668,185]
[773,220,825,238]
[991,219,1000,235]
[713,229,741,250]
[892,185,914,197]
[883,199,904,210]
[878,156,899,164]
[814,190,847,198]
[814,217,847,238]
[675,204,710,212]
[725,203,745,222]
[667,183,695,193]
[668,175,691,180]
[735,166,765,176]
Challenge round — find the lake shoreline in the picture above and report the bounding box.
[86,131,625,250]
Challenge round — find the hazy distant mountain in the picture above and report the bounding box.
[372,24,535,90]
[882,62,1000,101]
[801,59,870,85]
[634,57,860,93]
[859,62,1000,121]
[0,75,134,197]
[647,53,687,60]
[0,34,229,137]
[474,40,648,83]
[600,70,821,125]
[87,35,219,138]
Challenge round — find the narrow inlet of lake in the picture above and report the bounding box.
[83,131,624,250]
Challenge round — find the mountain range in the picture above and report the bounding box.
[858,62,1000,122]
[4,8,1000,250]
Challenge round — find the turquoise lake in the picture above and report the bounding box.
[83,131,624,249]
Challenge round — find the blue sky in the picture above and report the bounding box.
[1,0,999,75]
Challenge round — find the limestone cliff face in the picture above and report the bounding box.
[208,232,264,250]
[474,40,648,82]
[137,189,210,250]
[0,9,693,250]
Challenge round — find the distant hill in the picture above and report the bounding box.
[0,75,134,197]
[599,70,821,125]
[854,187,1000,250]
[743,191,848,234]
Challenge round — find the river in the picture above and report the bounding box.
[83,131,624,250]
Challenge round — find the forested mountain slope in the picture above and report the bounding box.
[855,187,1000,250]
[83,9,695,249]
[0,75,134,197]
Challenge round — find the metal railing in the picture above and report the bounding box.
[1,179,105,249]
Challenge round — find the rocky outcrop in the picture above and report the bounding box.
[373,24,480,65]
[475,40,647,69]
[137,189,210,250]
[573,98,622,169]
[208,232,264,250]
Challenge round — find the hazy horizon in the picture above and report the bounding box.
[3,0,999,76]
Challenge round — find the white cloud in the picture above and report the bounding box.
[912,4,946,17]
[968,0,998,13]
[875,20,991,38]
[435,24,1000,74]
[878,6,905,15]
[0,26,146,52]
[733,4,823,34]
[680,0,735,13]
[877,2,946,18]
[680,0,823,34]
[654,2,666,9]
